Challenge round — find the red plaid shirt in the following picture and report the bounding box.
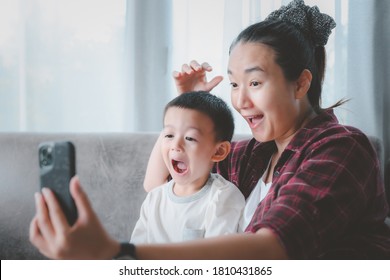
[214,110,390,259]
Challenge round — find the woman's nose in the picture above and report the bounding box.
[235,87,251,109]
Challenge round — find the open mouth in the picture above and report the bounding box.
[172,159,188,174]
[247,114,264,126]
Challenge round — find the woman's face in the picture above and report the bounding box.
[228,42,303,144]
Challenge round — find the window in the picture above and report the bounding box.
[0,0,127,132]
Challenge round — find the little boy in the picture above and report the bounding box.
[131,91,245,243]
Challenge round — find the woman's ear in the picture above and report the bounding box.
[211,141,231,163]
[295,69,312,99]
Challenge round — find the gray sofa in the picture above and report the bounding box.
[0,132,158,259]
[1,132,389,259]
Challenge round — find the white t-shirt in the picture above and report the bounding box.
[239,156,273,232]
[131,173,245,244]
[239,179,272,232]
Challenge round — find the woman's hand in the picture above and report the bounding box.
[29,176,120,259]
[173,60,223,94]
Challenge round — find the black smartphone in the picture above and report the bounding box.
[38,141,78,225]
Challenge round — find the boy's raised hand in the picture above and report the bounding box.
[173,60,223,94]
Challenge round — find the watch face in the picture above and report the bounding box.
[114,243,136,260]
[115,255,136,260]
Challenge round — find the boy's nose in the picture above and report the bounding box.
[171,140,183,152]
[171,146,181,152]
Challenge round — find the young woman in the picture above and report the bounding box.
[30,0,390,259]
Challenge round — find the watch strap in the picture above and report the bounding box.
[113,242,137,260]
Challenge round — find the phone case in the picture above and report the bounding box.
[39,141,77,225]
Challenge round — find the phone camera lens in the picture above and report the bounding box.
[40,146,53,167]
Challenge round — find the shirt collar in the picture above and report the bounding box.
[284,109,339,153]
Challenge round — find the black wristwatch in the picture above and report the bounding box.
[113,242,137,260]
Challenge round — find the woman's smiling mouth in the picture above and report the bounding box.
[246,114,264,128]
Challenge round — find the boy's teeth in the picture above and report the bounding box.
[177,162,187,169]
[172,160,187,173]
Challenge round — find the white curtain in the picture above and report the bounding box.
[124,0,172,132]
[0,0,131,132]
[372,0,390,205]
[0,0,172,132]
[340,0,390,203]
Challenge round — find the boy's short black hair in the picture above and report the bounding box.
[164,91,235,142]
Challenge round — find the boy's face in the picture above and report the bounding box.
[161,107,220,192]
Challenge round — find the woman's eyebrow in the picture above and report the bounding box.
[227,66,265,75]
[244,66,264,73]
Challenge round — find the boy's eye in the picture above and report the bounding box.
[164,134,173,138]
[250,81,260,86]
[230,82,238,88]
[185,136,196,142]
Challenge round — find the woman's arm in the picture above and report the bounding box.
[30,176,288,260]
[136,228,288,260]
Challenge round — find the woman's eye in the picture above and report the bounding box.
[250,81,260,86]
[164,134,173,138]
[230,82,238,88]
